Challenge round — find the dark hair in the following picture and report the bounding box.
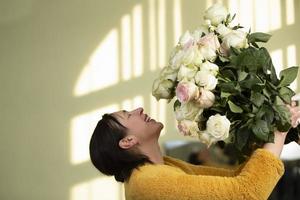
[89,114,152,182]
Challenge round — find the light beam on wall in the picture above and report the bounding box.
[133,4,144,77]
[70,104,119,165]
[74,29,119,97]
[150,94,166,135]
[286,0,295,25]
[287,44,297,90]
[173,0,182,45]
[148,0,157,71]
[70,177,124,200]
[270,49,283,78]
[121,15,132,81]
[158,0,166,68]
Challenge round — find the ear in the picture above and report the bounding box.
[118,136,138,149]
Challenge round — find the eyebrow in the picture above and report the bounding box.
[122,110,129,119]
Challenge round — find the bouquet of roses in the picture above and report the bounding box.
[152,3,299,160]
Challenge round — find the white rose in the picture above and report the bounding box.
[177,65,198,81]
[200,61,219,76]
[216,24,232,37]
[169,49,185,70]
[218,42,230,57]
[198,131,215,147]
[177,120,200,137]
[175,102,203,121]
[192,26,209,43]
[160,66,178,82]
[198,33,220,51]
[176,81,199,103]
[195,88,215,108]
[152,78,175,100]
[195,70,218,90]
[179,30,193,47]
[199,46,217,62]
[222,30,249,49]
[182,46,203,66]
[198,33,220,62]
[204,3,228,26]
[206,114,230,140]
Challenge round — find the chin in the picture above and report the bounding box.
[158,122,164,129]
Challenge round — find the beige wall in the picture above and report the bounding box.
[0,0,299,199]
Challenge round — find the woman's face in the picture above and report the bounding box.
[112,107,163,143]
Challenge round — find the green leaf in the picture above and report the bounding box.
[263,88,272,99]
[278,67,299,87]
[237,70,248,81]
[239,73,262,89]
[218,82,239,93]
[236,127,251,150]
[251,119,269,141]
[248,32,272,43]
[274,96,285,105]
[228,101,243,113]
[221,69,237,80]
[250,92,265,107]
[173,100,181,111]
[262,105,275,124]
[230,46,241,55]
[279,87,295,104]
[230,47,272,73]
[221,91,231,98]
[273,96,291,131]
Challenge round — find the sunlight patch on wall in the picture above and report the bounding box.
[122,95,144,111]
[228,0,282,32]
[287,44,297,90]
[173,0,182,45]
[120,4,144,80]
[158,0,166,69]
[70,104,119,165]
[133,4,144,77]
[254,0,269,32]
[238,0,253,31]
[269,0,281,31]
[70,177,125,200]
[150,95,166,135]
[121,14,132,81]
[74,29,119,97]
[227,0,239,23]
[148,0,157,71]
[270,49,283,78]
[286,0,295,25]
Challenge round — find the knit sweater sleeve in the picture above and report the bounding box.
[163,156,245,176]
[125,148,284,200]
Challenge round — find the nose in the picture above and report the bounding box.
[131,107,143,115]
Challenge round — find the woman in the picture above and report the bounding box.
[89,102,300,200]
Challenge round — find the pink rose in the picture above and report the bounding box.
[177,120,200,137]
[195,88,215,108]
[177,121,190,136]
[176,81,199,103]
[198,33,220,51]
[219,42,230,57]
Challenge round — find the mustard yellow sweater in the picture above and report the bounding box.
[124,148,285,200]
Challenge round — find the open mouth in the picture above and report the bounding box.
[144,114,152,122]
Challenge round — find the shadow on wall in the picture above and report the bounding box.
[0,0,299,200]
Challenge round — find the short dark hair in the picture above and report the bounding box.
[89,113,152,182]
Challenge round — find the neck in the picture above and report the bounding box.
[139,140,164,164]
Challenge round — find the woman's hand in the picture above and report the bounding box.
[263,100,300,157]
